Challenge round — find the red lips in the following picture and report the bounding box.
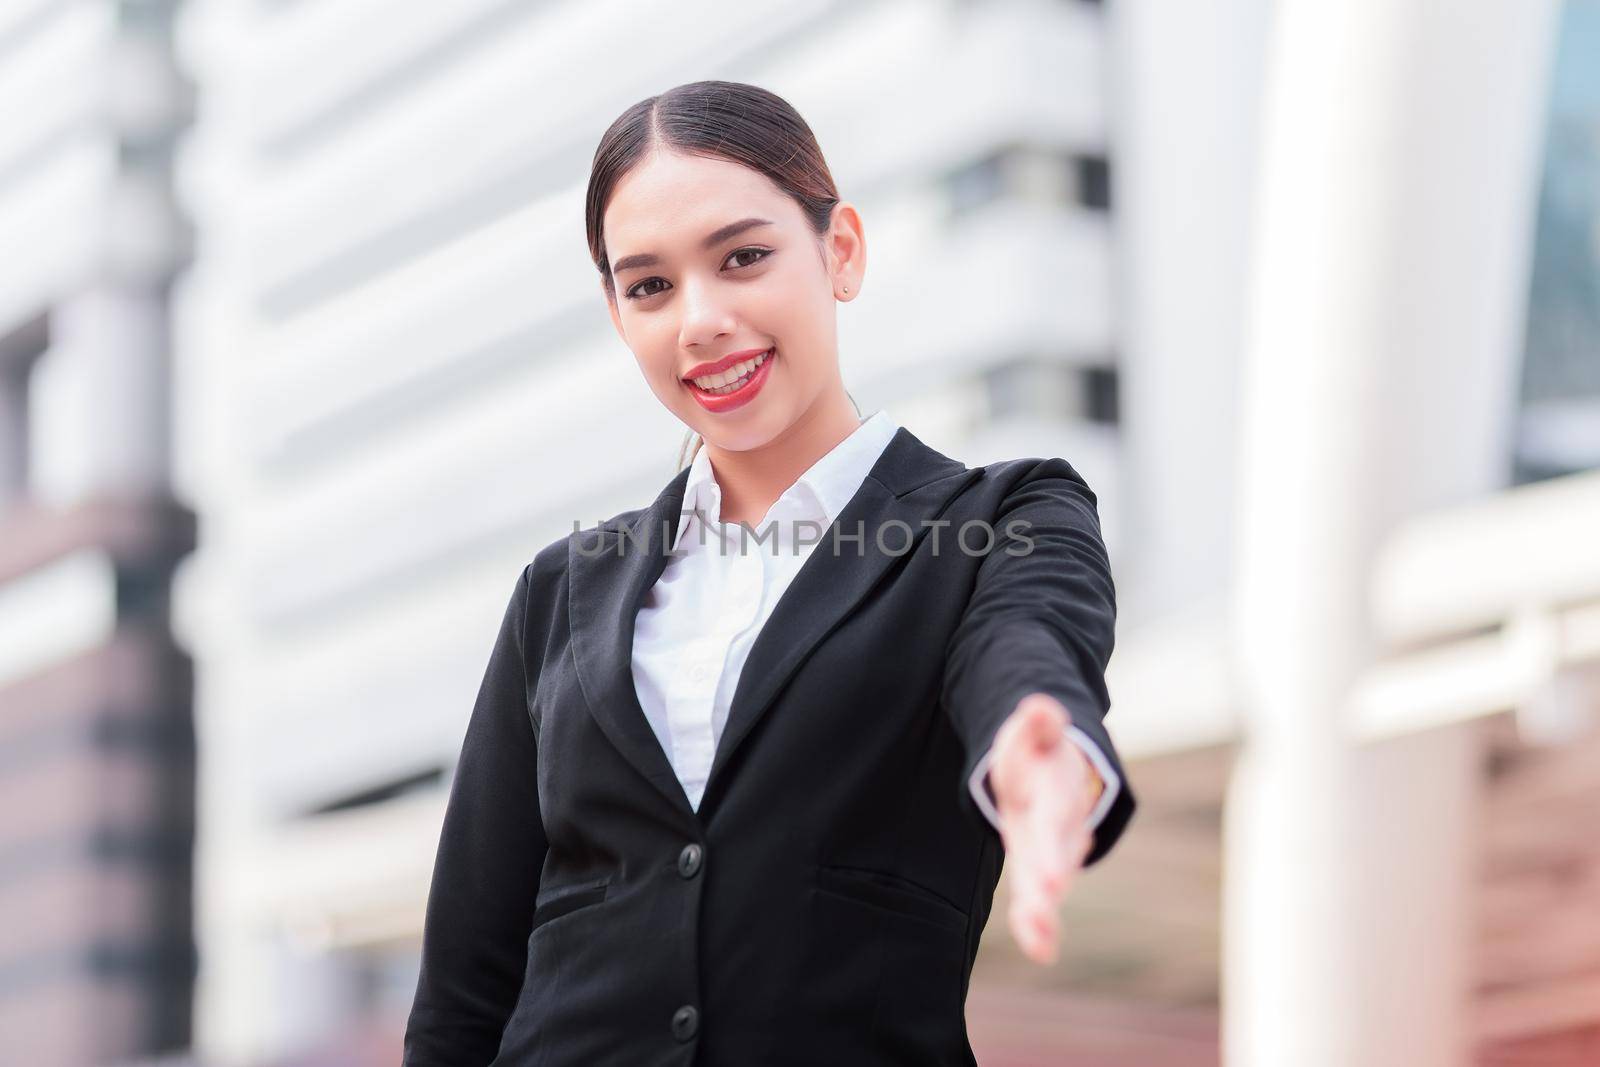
[682,347,773,381]
[684,347,776,414]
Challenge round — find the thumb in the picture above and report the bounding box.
[1012,693,1068,752]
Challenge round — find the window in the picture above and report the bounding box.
[947,144,1113,217]
[1514,0,1600,484]
[0,310,49,511]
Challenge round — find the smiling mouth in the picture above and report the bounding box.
[686,347,775,395]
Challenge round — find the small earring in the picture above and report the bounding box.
[842,285,849,294]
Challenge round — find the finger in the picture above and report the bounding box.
[1028,786,1072,900]
[1034,810,1093,937]
[1000,818,1042,947]
[1007,811,1090,966]
[1010,905,1048,963]
[1010,886,1059,964]
[1008,875,1058,964]
[1010,831,1065,961]
[1005,823,1040,912]
[1052,827,1090,902]
[997,753,1078,965]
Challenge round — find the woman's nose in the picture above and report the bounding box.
[676,279,737,343]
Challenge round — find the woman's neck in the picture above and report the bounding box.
[704,397,862,527]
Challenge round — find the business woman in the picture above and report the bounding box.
[403,80,1138,1066]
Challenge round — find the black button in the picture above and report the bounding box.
[671,1003,699,1041]
[677,843,703,879]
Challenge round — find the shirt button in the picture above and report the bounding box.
[672,1003,699,1041]
[678,842,704,879]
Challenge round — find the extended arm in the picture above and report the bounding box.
[940,457,1136,868]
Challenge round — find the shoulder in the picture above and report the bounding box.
[518,469,674,584]
[957,454,1101,510]
[504,530,579,657]
[522,527,581,604]
[529,530,573,581]
[517,501,640,592]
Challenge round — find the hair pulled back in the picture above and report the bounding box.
[585,81,856,472]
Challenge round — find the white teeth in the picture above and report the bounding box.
[692,349,771,394]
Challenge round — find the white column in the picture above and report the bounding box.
[32,284,171,505]
[1227,3,1558,1066]
[1105,0,1273,623]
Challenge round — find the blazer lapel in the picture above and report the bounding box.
[566,425,978,823]
[701,426,977,815]
[567,464,698,819]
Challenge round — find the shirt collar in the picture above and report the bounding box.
[672,408,901,551]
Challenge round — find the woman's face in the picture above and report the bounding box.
[603,148,860,453]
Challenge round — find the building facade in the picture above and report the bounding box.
[0,1,196,1063]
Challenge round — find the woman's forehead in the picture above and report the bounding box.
[606,155,792,245]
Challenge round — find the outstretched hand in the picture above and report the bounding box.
[988,693,1100,965]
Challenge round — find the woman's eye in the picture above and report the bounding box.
[623,247,773,302]
[726,246,773,269]
[626,278,668,301]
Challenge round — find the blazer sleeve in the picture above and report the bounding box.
[939,457,1137,868]
[404,562,548,1065]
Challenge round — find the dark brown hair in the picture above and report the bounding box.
[584,80,858,473]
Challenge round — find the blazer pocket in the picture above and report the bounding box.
[814,864,968,935]
[531,878,609,933]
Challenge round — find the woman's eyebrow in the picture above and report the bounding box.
[611,217,775,275]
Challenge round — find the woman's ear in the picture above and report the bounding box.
[827,201,866,298]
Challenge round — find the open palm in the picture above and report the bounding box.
[988,692,1099,965]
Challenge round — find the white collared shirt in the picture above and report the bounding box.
[629,409,1120,834]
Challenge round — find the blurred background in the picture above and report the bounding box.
[0,0,1596,1064]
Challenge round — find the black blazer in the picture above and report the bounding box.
[403,424,1137,1066]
